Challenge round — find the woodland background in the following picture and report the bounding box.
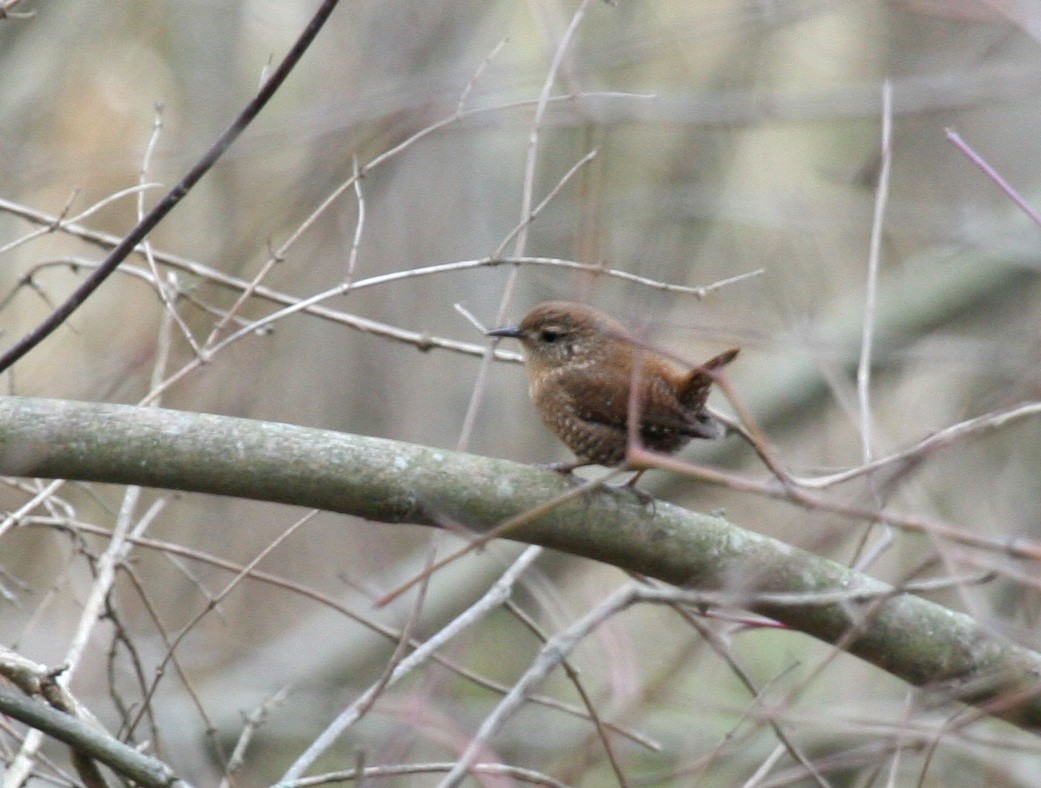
[2,1,1041,785]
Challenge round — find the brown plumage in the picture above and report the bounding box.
[488,301,738,472]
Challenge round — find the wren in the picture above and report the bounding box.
[487,301,738,475]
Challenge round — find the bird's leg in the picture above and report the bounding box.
[536,460,590,475]
[623,469,647,487]
[621,469,656,507]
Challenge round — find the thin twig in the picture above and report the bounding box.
[278,546,544,782]
[0,195,752,361]
[946,127,1041,229]
[456,38,508,114]
[233,90,654,307]
[790,401,1041,490]
[440,581,645,787]
[457,0,599,453]
[491,148,599,259]
[219,686,290,786]
[135,105,203,356]
[5,470,146,780]
[283,761,567,788]
[0,0,345,374]
[851,79,894,572]
[26,515,656,750]
[126,511,319,738]
[505,600,629,786]
[857,80,892,465]
[0,185,159,257]
[627,446,1041,561]
[345,155,365,282]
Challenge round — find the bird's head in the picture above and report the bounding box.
[487,301,632,373]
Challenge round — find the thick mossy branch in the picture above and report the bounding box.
[2,396,1040,732]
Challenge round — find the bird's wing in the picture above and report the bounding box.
[550,366,701,437]
[546,365,614,421]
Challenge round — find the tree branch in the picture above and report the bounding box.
[1,397,1040,734]
[0,689,183,787]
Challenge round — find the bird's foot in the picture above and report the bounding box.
[536,461,587,475]
[621,485,655,508]
[534,462,581,481]
[620,471,656,508]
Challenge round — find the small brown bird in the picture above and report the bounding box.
[488,301,738,476]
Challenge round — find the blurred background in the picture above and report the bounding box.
[2,0,1041,784]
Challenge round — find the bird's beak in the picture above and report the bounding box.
[486,326,523,338]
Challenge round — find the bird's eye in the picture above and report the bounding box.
[539,329,562,343]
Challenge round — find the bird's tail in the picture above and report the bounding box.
[677,347,740,413]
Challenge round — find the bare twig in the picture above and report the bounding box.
[126,510,319,739]
[279,547,544,782]
[850,78,894,572]
[505,600,629,786]
[456,38,508,114]
[345,155,365,281]
[491,148,599,259]
[219,686,290,786]
[283,761,567,787]
[5,470,147,780]
[0,0,345,373]
[857,80,892,465]
[790,401,1041,490]
[0,185,159,257]
[947,127,1041,228]
[440,581,645,786]
[458,0,600,451]
[135,104,202,356]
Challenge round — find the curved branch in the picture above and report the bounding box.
[0,397,1040,734]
